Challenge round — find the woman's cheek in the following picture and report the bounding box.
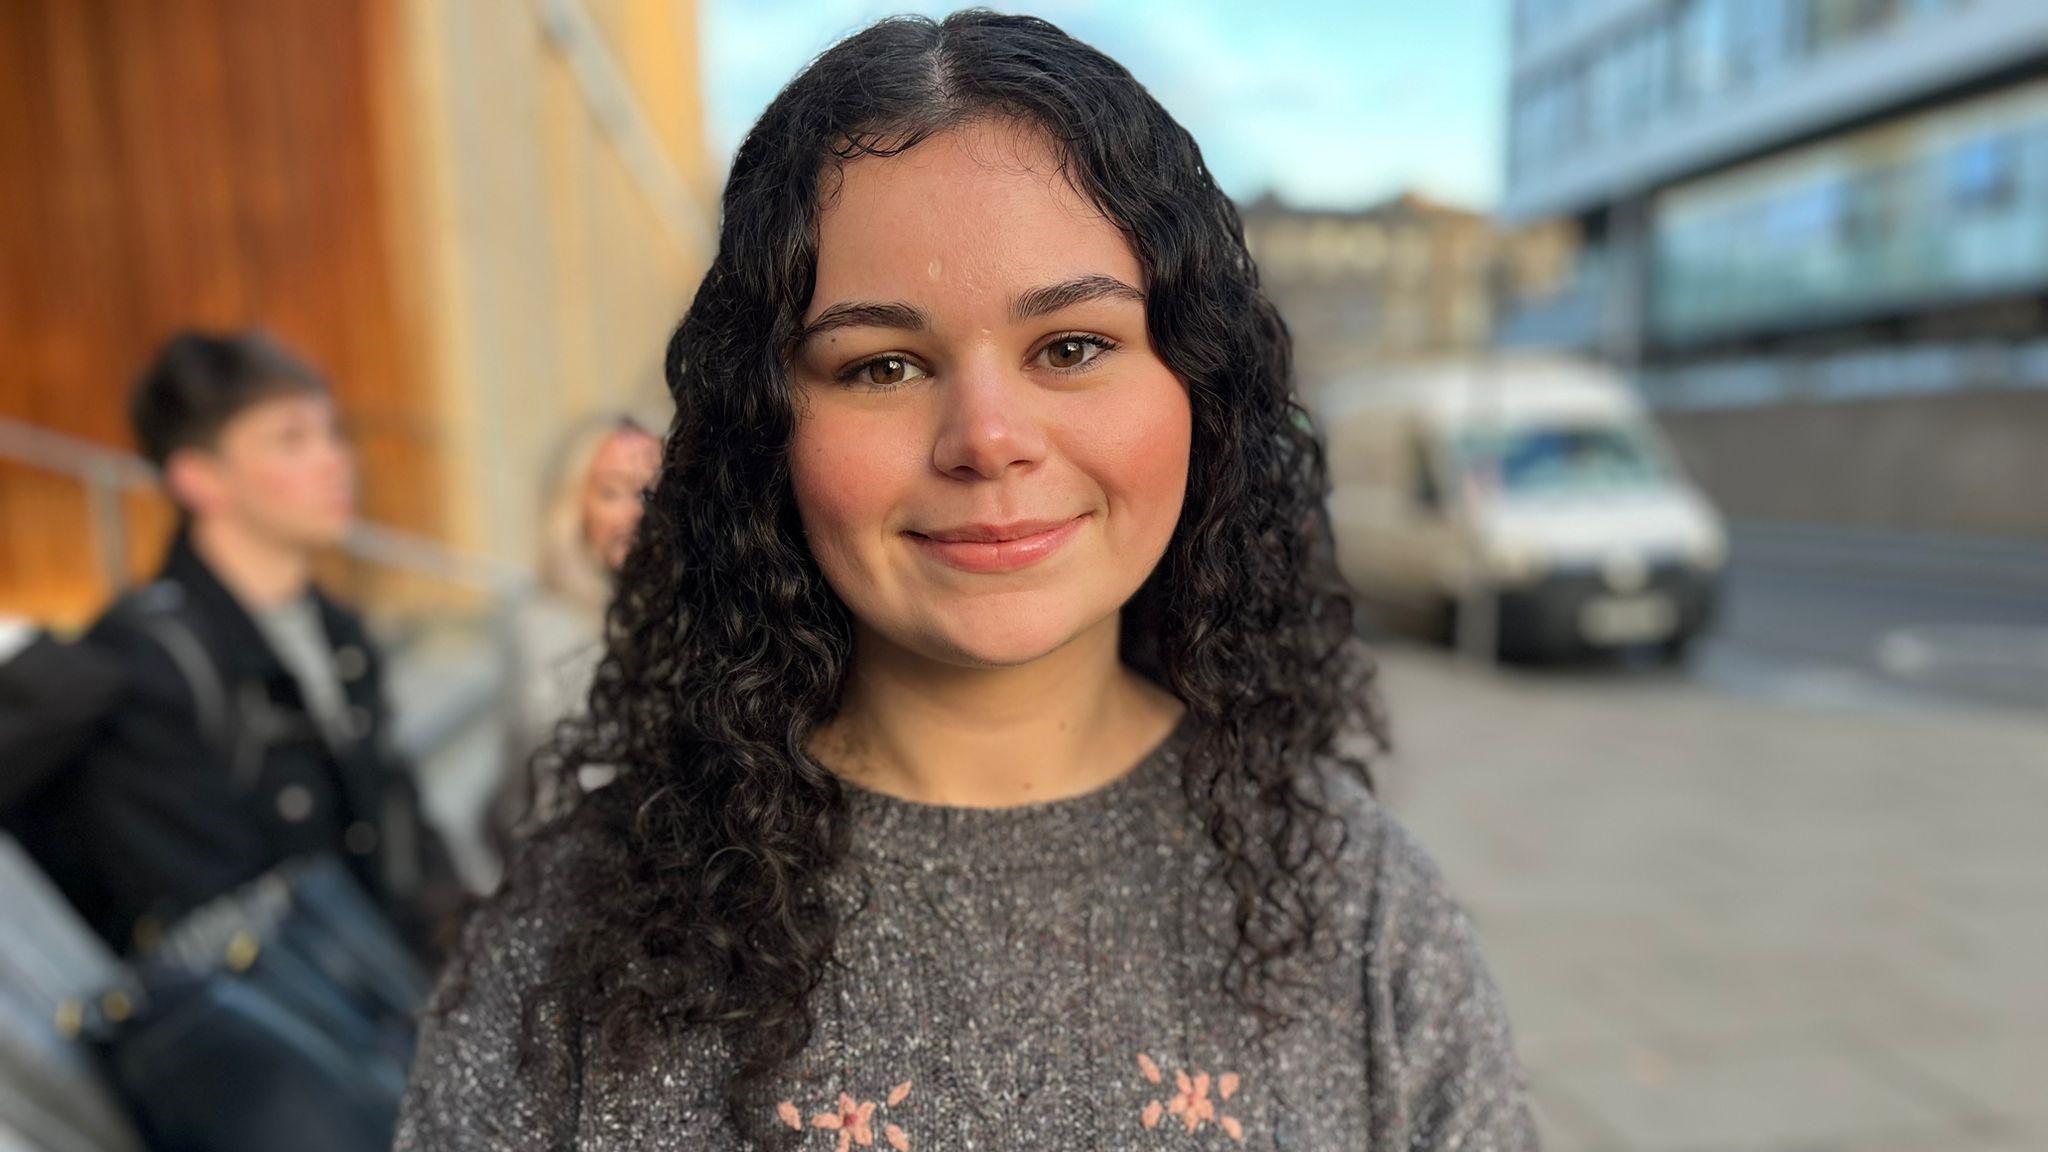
[1076,376,1191,537]
[790,418,893,574]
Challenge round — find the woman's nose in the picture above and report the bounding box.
[930,357,1048,481]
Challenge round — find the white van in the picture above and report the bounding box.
[1315,355,1726,661]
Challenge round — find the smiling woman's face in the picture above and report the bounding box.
[787,119,1192,668]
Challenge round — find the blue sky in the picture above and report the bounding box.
[702,1,1511,211]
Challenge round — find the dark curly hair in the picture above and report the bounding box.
[469,8,1385,1146]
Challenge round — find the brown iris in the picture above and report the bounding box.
[864,356,912,386]
[1047,338,1087,369]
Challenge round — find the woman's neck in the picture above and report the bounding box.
[814,613,1185,808]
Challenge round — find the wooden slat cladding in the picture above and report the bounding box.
[0,0,437,623]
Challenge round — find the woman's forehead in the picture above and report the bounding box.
[591,429,660,471]
[807,122,1138,313]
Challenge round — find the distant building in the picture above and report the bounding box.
[1242,191,1573,398]
[1500,0,2048,539]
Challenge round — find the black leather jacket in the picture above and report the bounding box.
[9,528,463,964]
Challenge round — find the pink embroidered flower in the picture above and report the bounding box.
[811,1092,877,1151]
[1135,1053,1247,1143]
[1167,1069,1216,1132]
[782,1080,913,1150]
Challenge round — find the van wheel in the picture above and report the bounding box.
[1656,630,1695,665]
[1430,596,1460,647]
[1439,594,1517,660]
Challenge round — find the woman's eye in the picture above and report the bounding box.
[1039,334,1117,372]
[848,355,928,388]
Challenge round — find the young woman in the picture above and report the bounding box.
[397,11,1535,1150]
[490,413,663,855]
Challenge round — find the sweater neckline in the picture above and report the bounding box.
[839,709,1200,873]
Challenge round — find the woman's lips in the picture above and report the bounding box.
[907,514,1089,574]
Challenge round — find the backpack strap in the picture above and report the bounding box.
[130,612,229,755]
[113,583,248,786]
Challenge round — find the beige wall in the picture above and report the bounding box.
[1660,392,2048,542]
[391,0,716,566]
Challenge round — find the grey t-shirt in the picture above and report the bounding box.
[395,714,1537,1150]
[253,594,351,746]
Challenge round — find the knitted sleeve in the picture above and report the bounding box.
[1361,809,1540,1150]
[394,831,587,1151]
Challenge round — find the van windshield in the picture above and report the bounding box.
[1455,424,1671,496]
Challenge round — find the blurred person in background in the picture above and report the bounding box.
[396,11,1534,1151]
[489,412,661,852]
[6,330,463,967]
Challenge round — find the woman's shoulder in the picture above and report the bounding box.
[1300,752,1399,876]
[397,813,608,1150]
[1301,758,1538,1145]
[1298,752,1484,953]
[423,812,599,1016]
[400,801,745,1149]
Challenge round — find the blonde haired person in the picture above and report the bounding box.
[491,413,661,853]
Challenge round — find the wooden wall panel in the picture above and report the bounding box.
[0,0,437,624]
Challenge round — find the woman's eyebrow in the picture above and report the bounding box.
[791,274,1144,356]
[791,301,930,355]
[1009,274,1145,322]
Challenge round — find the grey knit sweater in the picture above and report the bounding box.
[394,713,1537,1150]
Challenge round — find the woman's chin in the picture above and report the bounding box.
[911,607,1107,669]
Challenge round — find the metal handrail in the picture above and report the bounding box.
[0,413,526,596]
[0,417,156,488]
[1,416,158,591]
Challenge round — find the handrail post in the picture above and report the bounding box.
[85,460,130,594]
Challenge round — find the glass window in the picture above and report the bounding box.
[1588,45,1626,144]
[1948,135,2018,212]
[1763,182,1844,247]
[1811,0,1906,50]
[1613,26,1658,135]
[1453,424,1673,496]
[1675,0,1731,106]
[1560,67,1588,155]
[2020,126,2048,197]
[1643,20,1674,119]
[1652,79,2048,341]
[1843,165,1906,244]
[1726,0,1794,85]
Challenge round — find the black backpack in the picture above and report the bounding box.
[2,584,258,822]
[0,623,131,815]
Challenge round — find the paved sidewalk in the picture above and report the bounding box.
[1372,646,2048,1152]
